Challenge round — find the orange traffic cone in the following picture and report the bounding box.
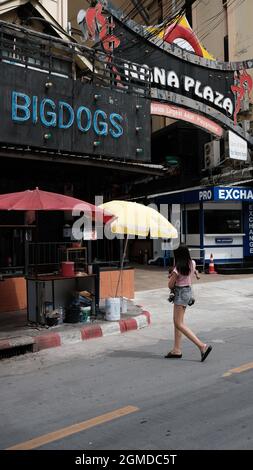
[209,253,217,274]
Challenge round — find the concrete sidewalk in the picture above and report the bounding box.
[135,275,253,335]
[0,300,151,356]
[134,265,253,291]
[1,268,253,357]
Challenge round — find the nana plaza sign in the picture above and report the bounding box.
[124,63,233,116]
[79,1,253,145]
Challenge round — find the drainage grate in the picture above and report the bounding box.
[0,344,34,360]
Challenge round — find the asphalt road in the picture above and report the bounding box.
[1,278,253,451]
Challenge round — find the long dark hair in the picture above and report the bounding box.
[174,244,192,276]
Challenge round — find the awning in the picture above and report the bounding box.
[0,145,168,176]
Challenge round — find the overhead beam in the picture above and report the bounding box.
[0,150,167,176]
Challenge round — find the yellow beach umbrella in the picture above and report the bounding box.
[99,201,178,297]
[99,200,178,239]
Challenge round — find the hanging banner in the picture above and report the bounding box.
[151,102,223,137]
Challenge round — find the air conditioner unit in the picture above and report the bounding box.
[204,140,220,169]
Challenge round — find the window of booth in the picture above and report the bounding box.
[187,210,200,234]
[183,210,200,234]
[204,210,242,234]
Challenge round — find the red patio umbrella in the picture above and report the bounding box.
[0,188,112,222]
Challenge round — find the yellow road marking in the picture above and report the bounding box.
[222,361,253,378]
[7,405,139,450]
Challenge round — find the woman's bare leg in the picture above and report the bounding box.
[173,324,183,354]
[173,304,206,351]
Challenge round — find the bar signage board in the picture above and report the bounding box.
[0,62,151,161]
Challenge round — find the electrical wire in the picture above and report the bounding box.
[199,0,246,43]
[117,0,185,40]
[72,1,192,66]
[112,1,187,57]
[80,0,186,56]
[122,0,151,22]
[193,0,245,41]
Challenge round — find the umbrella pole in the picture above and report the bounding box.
[33,212,39,323]
[24,230,29,276]
[115,235,129,298]
[33,211,39,278]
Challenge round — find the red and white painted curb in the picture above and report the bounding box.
[0,311,151,353]
[0,336,35,351]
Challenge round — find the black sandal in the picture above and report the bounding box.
[201,345,212,362]
[164,352,182,359]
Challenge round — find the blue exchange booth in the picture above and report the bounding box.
[151,186,253,266]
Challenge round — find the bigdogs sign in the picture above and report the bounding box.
[0,61,150,160]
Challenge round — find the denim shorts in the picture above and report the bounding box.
[174,286,192,307]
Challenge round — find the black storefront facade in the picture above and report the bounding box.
[0,19,155,315]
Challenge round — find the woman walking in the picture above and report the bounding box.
[165,244,212,362]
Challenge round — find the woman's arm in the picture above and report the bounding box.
[194,269,200,280]
[168,272,177,290]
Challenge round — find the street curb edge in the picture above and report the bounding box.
[0,311,151,354]
[36,311,151,351]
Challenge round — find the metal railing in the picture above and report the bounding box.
[0,20,152,98]
[28,242,87,274]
